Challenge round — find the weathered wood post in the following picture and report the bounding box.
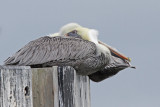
[0,66,90,107]
[32,66,90,107]
[0,66,32,107]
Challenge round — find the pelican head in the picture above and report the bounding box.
[59,23,131,62]
[59,23,99,44]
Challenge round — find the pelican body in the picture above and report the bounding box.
[4,23,135,81]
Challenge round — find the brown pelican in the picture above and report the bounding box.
[4,23,135,79]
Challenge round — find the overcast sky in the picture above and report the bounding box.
[0,0,160,107]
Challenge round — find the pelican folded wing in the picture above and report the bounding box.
[89,56,134,82]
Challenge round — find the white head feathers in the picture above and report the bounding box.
[59,23,81,36]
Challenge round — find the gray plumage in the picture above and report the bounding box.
[89,55,131,82]
[4,36,109,75]
[4,22,135,80]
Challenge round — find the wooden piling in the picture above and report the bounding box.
[0,66,90,107]
[0,66,32,107]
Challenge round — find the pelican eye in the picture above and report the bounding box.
[71,30,77,34]
[66,30,81,39]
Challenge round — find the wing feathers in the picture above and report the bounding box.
[4,36,96,66]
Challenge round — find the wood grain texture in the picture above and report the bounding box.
[0,66,90,107]
[32,66,90,107]
[32,67,57,107]
[0,66,32,107]
[57,66,90,107]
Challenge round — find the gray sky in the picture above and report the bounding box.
[0,0,160,107]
